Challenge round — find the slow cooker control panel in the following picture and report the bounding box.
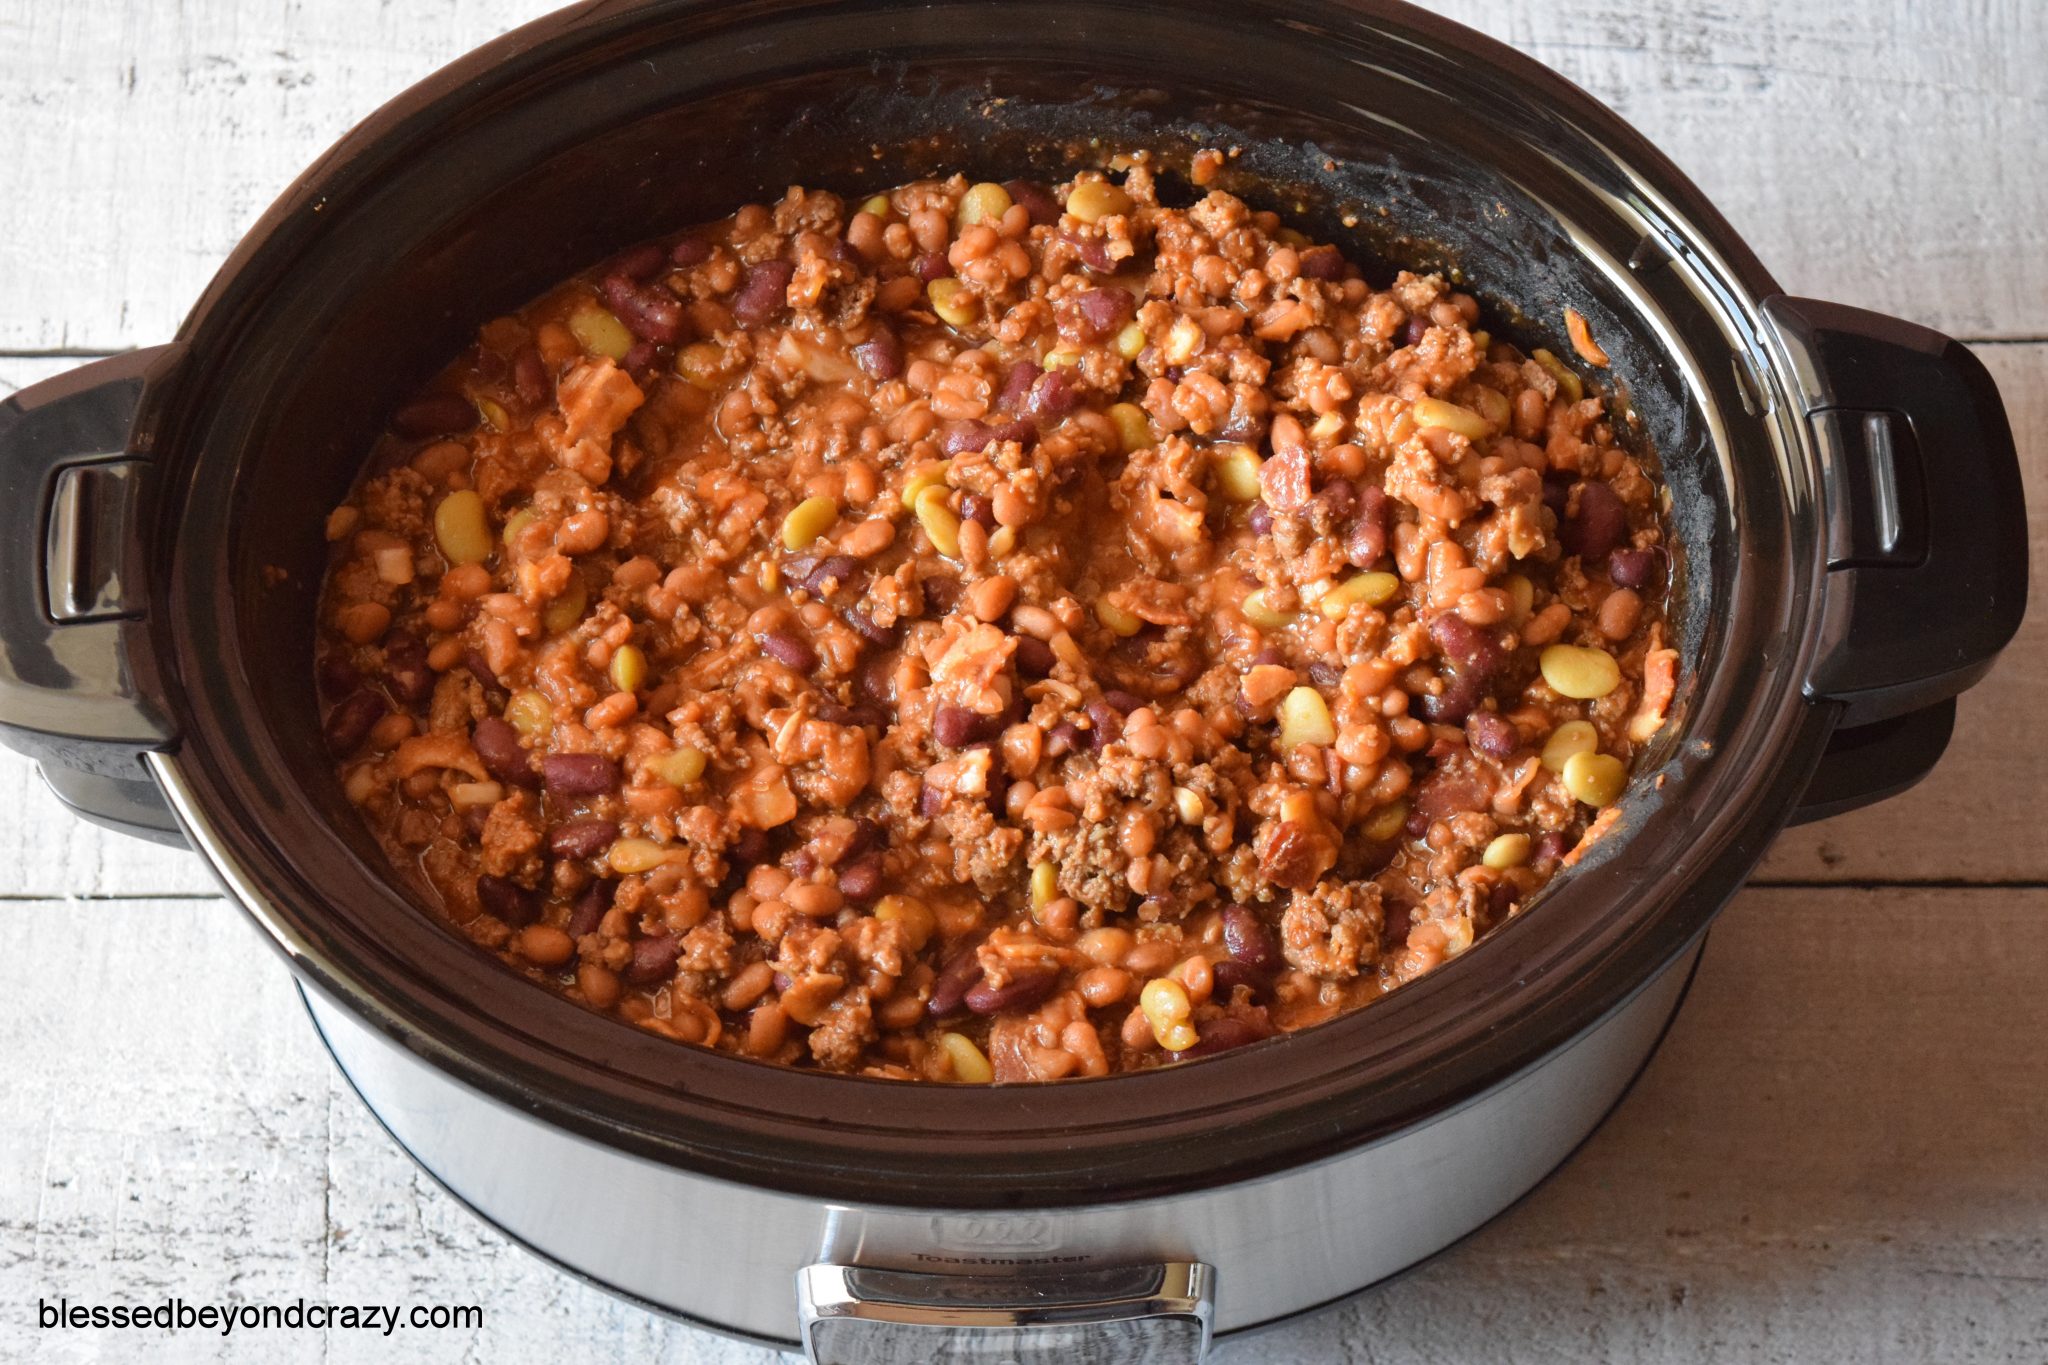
[797,1261,1213,1363]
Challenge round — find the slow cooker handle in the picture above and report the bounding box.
[0,348,186,846]
[1763,296,2028,822]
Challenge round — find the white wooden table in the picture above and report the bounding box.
[3,3,2043,1361]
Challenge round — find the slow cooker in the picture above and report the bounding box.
[0,1,2027,1359]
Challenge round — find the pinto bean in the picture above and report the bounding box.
[539,752,620,796]
[548,818,620,859]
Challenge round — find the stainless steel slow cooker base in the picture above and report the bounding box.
[300,942,1702,1360]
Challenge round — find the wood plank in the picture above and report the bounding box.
[1,339,2035,892]
[1758,342,2048,882]
[0,0,2042,353]
[0,887,2041,1362]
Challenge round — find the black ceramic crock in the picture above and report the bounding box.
[0,0,2028,1354]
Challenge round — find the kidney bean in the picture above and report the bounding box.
[761,629,819,673]
[471,346,509,385]
[549,818,620,860]
[476,873,541,926]
[730,258,794,325]
[540,752,620,796]
[817,701,887,729]
[1405,765,1494,836]
[1099,689,1141,716]
[852,327,903,381]
[990,416,1037,446]
[462,648,500,695]
[926,947,986,1018]
[1246,501,1274,536]
[1084,697,1123,749]
[318,653,361,698]
[1003,178,1059,226]
[1059,229,1114,273]
[1000,360,1042,410]
[729,826,772,868]
[381,633,434,707]
[1306,661,1343,690]
[1561,481,1628,562]
[324,692,386,755]
[1428,613,1505,678]
[940,420,997,457]
[473,716,539,787]
[1466,710,1520,758]
[839,818,886,863]
[1208,958,1270,1003]
[918,782,946,818]
[622,340,659,374]
[1171,1015,1275,1061]
[566,878,615,937]
[800,555,863,596]
[1222,904,1280,974]
[670,235,712,266]
[1298,244,1347,281]
[513,346,551,407]
[842,606,900,647]
[1314,477,1358,523]
[965,968,1059,1017]
[837,852,886,904]
[1074,287,1134,339]
[1345,485,1389,568]
[921,575,963,614]
[1401,314,1430,348]
[912,251,952,283]
[1488,879,1520,920]
[1027,368,1078,419]
[623,933,682,985]
[1413,669,1486,725]
[1609,544,1666,589]
[391,392,478,440]
[787,849,819,879]
[954,494,994,531]
[1534,831,1571,866]
[609,242,669,281]
[1014,635,1056,678]
[602,274,685,343]
[934,705,1002,748]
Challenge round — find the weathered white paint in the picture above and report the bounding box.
[3,890,2044,1363]
[2,2,2043,1362]
[0,0,2043,351]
